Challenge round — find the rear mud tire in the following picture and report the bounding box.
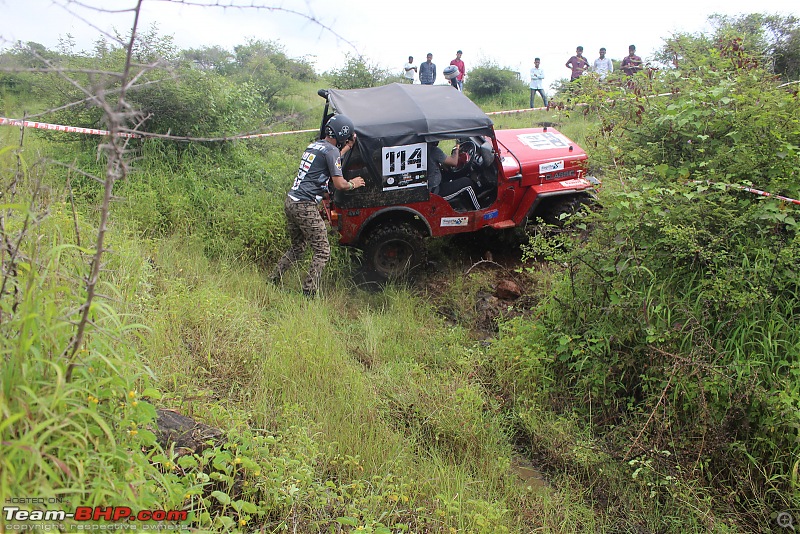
[361,224,426,283]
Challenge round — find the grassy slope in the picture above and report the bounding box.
[138,233,608,532]
[0,87,744,533]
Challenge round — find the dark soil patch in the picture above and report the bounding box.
[416,233,539,337]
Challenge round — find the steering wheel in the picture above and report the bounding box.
[452,140,477,174]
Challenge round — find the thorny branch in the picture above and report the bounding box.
[0,0,361,376]
[63,0,145,380]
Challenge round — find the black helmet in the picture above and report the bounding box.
[325,114,355,147]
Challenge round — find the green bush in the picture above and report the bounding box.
[325,54,397,89]
[465,61,526,99]
[489,19,800,530]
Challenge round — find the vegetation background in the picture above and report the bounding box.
[1,6,798,533]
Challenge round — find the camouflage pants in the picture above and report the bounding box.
[271,196,330,293]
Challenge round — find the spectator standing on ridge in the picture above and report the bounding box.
[450,50,465,91]
[529,57,547,108]
[269,115,365,297]
[621,45,643,76]
[565,46,589,81]
[593,47,613,80]
[403,56,417,83]
[419,53,436,85]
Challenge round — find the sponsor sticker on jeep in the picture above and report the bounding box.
[559,178,591,188]
[482,209,499,221]
[517,132,571,150]
[539,160,565,173]
[441,216,469,227]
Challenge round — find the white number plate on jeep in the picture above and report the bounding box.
[382,143,427,175]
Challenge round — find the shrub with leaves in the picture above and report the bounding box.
[490,16,800,530]
[465,60,526,100]
[325,53,397,90]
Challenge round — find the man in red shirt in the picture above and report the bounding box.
[450,50,465,91]
[621,45,643,76]
[565,46,589,81]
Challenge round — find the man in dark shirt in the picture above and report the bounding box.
[419,53,436,85]
[428,142,480,211]
[427,142,460,193]
[565,46,589,81]
[270,115,365,296]
[621,45,643,76]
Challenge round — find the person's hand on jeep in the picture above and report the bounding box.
[331,174,365,191]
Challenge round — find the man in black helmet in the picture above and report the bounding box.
[270,114,365,296]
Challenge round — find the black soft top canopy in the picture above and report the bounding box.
[327,83,494,143]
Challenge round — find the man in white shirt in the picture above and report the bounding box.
[403,56,417,83]
[529,58,547,108]
[593,47,613,81]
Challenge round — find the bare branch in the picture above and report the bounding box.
[64,0,145,380]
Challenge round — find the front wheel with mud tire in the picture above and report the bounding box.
[538,193,596,227]
[361,223,426,282]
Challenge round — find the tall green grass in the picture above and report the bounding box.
[0,156,176,519]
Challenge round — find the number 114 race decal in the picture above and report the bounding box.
[381,143,428,191]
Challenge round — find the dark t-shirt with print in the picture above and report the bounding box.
[621,54,643,76]
[288,140,343,202]
[567,55,589,80]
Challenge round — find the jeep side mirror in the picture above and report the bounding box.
[318,89,329,99]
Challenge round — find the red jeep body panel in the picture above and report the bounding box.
[326,126,594,245]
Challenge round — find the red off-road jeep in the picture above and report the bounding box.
[318,83,598,280]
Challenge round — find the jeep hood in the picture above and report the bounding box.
[494,128,587,177]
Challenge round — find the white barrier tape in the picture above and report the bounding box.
[693,180,800,206]
[0,117,318,140]
[3,91,679,138]
[485,92,675,116]
[236,129,317,139]
[1,117,142,138]
[486,105,548,115]
[742,186,800,205]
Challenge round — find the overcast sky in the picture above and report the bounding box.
[1,0,796,94]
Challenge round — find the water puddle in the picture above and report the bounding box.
[510,455,550,491]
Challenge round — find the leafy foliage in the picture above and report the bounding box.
[464,60,526,99]
[656,13,800,81]
[228,39,317,105]
[324,53,398,89]
[488,14,800,530]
